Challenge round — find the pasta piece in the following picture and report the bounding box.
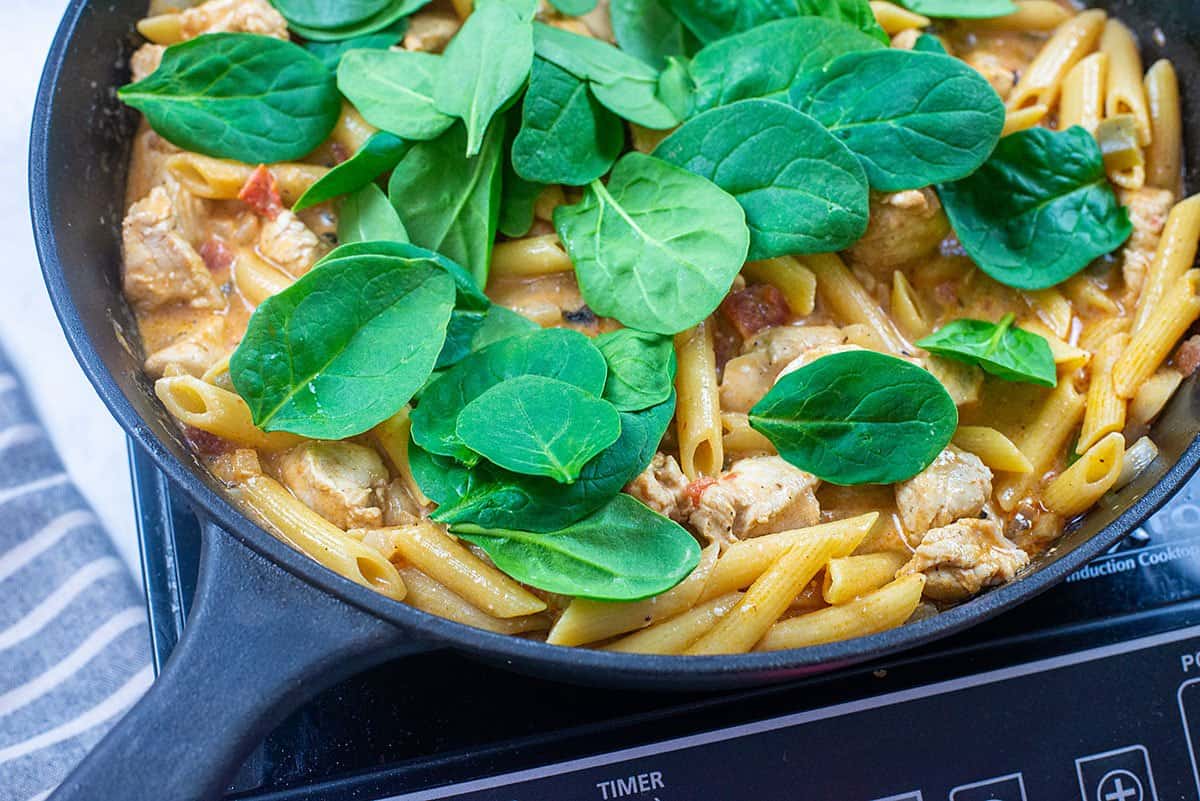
[234,475,407,600]
[996,380,1086,511]
[1116,270,1200,398]
[756,575,926,651]
[1114,435,1159,490]
[802,253,909,356]
[1133,196,1200,333]
[1063,273,1120,316]
[1022,287,1073,339]
[1078,314,1130,352]
[1079,332,1129,453]
[330,102,378,153]
[533,185,565,222]
[721,412,776,458]
[395,565,551,635]
[546,544,719,646]
[1007,9,1106,113]
[674,320,724,480]
[1129,368,1184,427]
[490,234,573,278]
[891,271,931,340]
[686,540,837,655]
[697,513,877,603]
[1100,20,1151,146]
[137,13,183,44]
[1020,320,1090,371]
[1002,105,1049,136]
[233,249,293,306]
[822,552,908,605]
[869,1,929,35]
[742,257,817,317]
[384,521,547,618]
[1043,432,1125,517]
[166,154,328,207]
[605,593,744,655]
[155,375,299,451]
[972,0,1071,31]
[372,406,432,506]
[1059,52,1108,134]
[1145,60,1183,195]
[952,426,1033,473]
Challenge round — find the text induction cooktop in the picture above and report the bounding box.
[130,443,1200,801]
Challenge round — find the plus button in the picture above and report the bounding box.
[1098,770,1144,801]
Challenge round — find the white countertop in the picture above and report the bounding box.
[6,0,139,577]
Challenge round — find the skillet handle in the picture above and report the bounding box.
[49,521,423,801]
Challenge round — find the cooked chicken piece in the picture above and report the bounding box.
[688,456,821,549]
[965,51,1016,99]
[719,325,844,413]
[257,211,328,277]
[895,445,992,540]
[144,315,226,378]
[1119,186,1174,301]
[776,344,862,381]
[382,479,427,526]
[180,0,289,39]
[122,187,225,311]
[403,8,462,53]
[130,43,164,81]
[278,441,389,530]
[625,453,690,522]
[891,29,921,50]
[844,189,950,273]
[898,518,1029,602]
[209,448,263,484]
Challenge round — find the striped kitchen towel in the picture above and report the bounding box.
[0,348,152,801]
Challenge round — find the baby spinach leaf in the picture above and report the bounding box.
[532,23,681,129]
[553,152,750,334]
[610,0,694,70]
[913,33,948,54]
[272,0,390,30]
[317,240,488,310]
[410,327,608,463]
[665,0,887,45]
[424,394,675,531]
[453,493,701,601]
[595,329,677,411]
[897,0,1016,18]
[937,126,1133,290]
[917,313,1057,387]
[337,184,409,245]
[548,0,598,14]
[285,0,429,41]
[337,49,455,141]
[119,34,341,164]
[294,132,409,212]
[794,49,1005,191]
[438,305,539,370]
[512,58,624,186]
[687,17,884,116]
[457,375,622,482]
[229,252,455,439]
[388,120,505,287]
[749,350,958,485]
[656,99,869,259]
[303,18,407,72]
[499,169,543,237]
[434,1,535,157]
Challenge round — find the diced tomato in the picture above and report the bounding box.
[684,477,718,507]
[1177,335,1200,377]
[719,284,791,339]
[183,426,232,456]
[237,164,284,219]
[198,237,234,273]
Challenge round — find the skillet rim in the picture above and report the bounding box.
[29,0,1200,685]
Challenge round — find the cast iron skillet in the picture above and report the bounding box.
[29,1,1200,799]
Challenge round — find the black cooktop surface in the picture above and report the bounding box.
[130,444,1200,801]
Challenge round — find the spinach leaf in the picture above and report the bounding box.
[532,23,681,129]
[548,0,598,14]
[913,33,948,54]
[794,49,1005,191]
[271,0,390,30]
[317,240,488,310]
[656,99,869,259]
[512,58,623,185]
[453,493,701,601]
[337,184,409,245]
[229,252,455,439]
[423,394,675,531]
[665,0,888,45]
[388,120,505,287]
[687,17,884,116]
[917,313,1057,387]
[499,169,543,238]
[457,375,622,482]
[337,49,454,141]
[937,126,1133,290]
[303,19,407,71]
[434,1,535,156]
[553,152,750,334]
[119,34,341,164]
[595,329,677,411]
[285,0,429,41]
[294,131,409,212]
[898,0,1016,18]
[438,305,539,370]
[749,350,958,485]
[610,0,694,70]
[410,327,608,463]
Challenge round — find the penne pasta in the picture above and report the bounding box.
[1128,368,1184,427]
[329,102,378,154]
[721,412,777,458]
[1144,60,1183,196]
[972,0,1071,31]
[1022,287,1073,339]
[1100,20,1151,146]
[166,153,328,207]
[372,407,432,507]
[395,565,551,635]
[155,375,299,451]
[1007,9,1106,113]
[996,380,1087,511]
[1043,432,1125,517]
[1116,270,1200,398]
[605,593,744,655]
[136,13,184,44]
[233,249,293,306]
[489,234,573,278]
[674,320,724,480]
[1133,196,1200,333]
[952,426,1033,473]
[742,257,817,317]
[822,552,908,605]
[891,271,931,340]
[757,575,926,651]
[1002,105,1050,136]
[802,253,909,356]
[1059,52,1108,134]
[1079,332,1129,453]
[870,1,930,35]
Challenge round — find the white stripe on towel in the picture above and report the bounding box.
[0,558,124,652]
[0,510,97,584]
[0,473,69,507]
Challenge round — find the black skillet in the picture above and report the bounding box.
[28,1,1200,799]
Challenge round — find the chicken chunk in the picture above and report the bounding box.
[180,0,289,40]
[278,441,389,530]
[382,479,427,526]
[403,7,462,53]
[130,43,164,81]
[625,453,690,522]
[844,189,950,273]
[257,211,328,277]
[894,445,992,540]
[122,187,225,311]
[965,51,1016,99]
[688,456,821,549]
[144,315,226,378]
[897,518,1029,602]
[719,325,844,413]
[1119,186,1174,301]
